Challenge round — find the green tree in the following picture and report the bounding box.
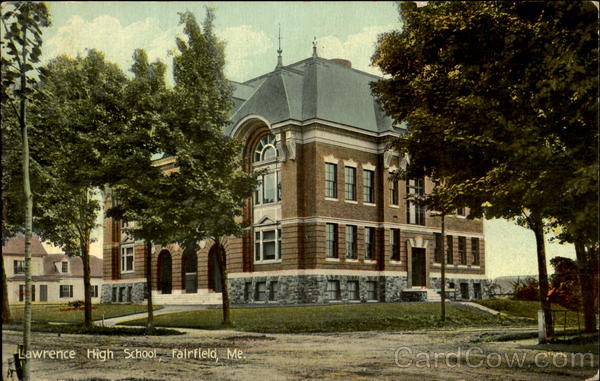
[103,48,172,334]
[163,8,258,326]
[1,3,51,378]
[31,50,127,327]
[372,1,597,341]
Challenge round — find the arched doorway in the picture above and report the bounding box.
[208,245,223,292]
[157,250,172,294]
[182,247,198,294]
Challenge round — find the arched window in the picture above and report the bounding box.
[254,135,278,162]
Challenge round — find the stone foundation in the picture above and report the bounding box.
[101,282,146,303]
[430,277,489,300]
[228,274,409,304]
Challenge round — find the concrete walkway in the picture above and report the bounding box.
[96,305,212,326]
[453,301,503,315]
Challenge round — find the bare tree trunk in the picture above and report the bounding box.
[531,214,554,342]
[81,236,93,327]
[145,239,154,334]
[440,213,446,322]
[575,241,597,333]
[20,26,33,380]
[216,238,231,327]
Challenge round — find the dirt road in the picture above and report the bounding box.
[2,328,597,380]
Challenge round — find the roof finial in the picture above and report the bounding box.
[276,23,283,68]
[312,36,318,57]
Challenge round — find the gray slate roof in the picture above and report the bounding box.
[227,57,396,135]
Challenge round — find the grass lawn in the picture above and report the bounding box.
[475,298,584,328]
[8,303,160,324]
[123,303,527,333]
[3,322,182,336]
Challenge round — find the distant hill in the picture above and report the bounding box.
[490,275,538,296]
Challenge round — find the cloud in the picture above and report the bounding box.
[44,15,272,81]
[316,24,396,76]
[218,25,273,79]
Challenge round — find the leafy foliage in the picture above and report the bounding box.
[548,256,581,310]
[512,278,540,302]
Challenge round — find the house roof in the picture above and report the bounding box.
[43,254,103,278]
[227,56,397,135]
[2,235,48,257]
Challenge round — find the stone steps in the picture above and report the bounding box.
[152,291,222,305]
[426,289,441,302]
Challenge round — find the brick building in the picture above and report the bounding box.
[101,48,487,305]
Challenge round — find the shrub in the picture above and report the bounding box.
[68,300,85,308]
[512,277,540,301]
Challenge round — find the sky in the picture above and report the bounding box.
[37,1,577,278]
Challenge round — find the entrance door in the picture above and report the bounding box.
[182,248,198,293]
[208,245,222,292]
[157,250,172,294]
[411,248,426,287]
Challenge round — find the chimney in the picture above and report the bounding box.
[329,58,352,68]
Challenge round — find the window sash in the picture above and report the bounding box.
[471,238,480,265]
[407,178,425,225]
[363,170,374,203]
[346,225,357,259]
[254,229,282,262]
[391,229,400,261]
[326,224,338,258]
[458,236,467,265]
[446,236,454,264]
[326,280,340,300]
[121,246,134,272]
[390,176,398,205]
[325,163,337,198]
[366,281,378,300]
[365,227,374,260]
[344,167,356,201]
[255,282,267,301]
[347,281,359,300]
[434,233,443,263]
[61,261,69,273]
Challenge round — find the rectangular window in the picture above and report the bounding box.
[345,166,356,201]
[40,285,48,302]
[390,175,399,205]
[31,285,35,302]
[391,229,400,261]
[13,260,25,274]
[127,286,133,302]
[112,287,117,302]
[473,283,482,299]
[326,280,341,300]
[90,285,98,298]
[456,207,466,217]
[244,282,251,301]
[255,171,281,204]
[407,177,425,225]
[460,283,469,300]
[121,245,134,273]
[325,163,337,198]
[367,281,378,301]
[346,225,357,259]
[458,236,467,265]
[434,233,443,263]
[365,227,375,260]
[268,281,278,301]
[446,236,454,265]
[19,285,25,302]
[61,261,69,273]
[326,223,338,258]
[254,229,282,262]
[363,170,374,203]
[255,282,266,301]
[60,285,73,298]
[471,238,480,265]
[347,281,359,300]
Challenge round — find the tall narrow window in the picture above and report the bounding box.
[253,134,280,205]
[456,207,466,217]
[407,178,425,225]
[471,238,480,265]
[326,223,338,258]
[390,175,399,205]
[13,260,24,274]
[367,281,378,301]
[363,169,374,203]
[345,166,356,201]
[121,245,134,273]
[365,227,375,260]
[434,233,443,263]
[346,225,357,259]
[325,163,338,198]
[391,229,400,261]
[446,235,454,265]
[458,236,467,265]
